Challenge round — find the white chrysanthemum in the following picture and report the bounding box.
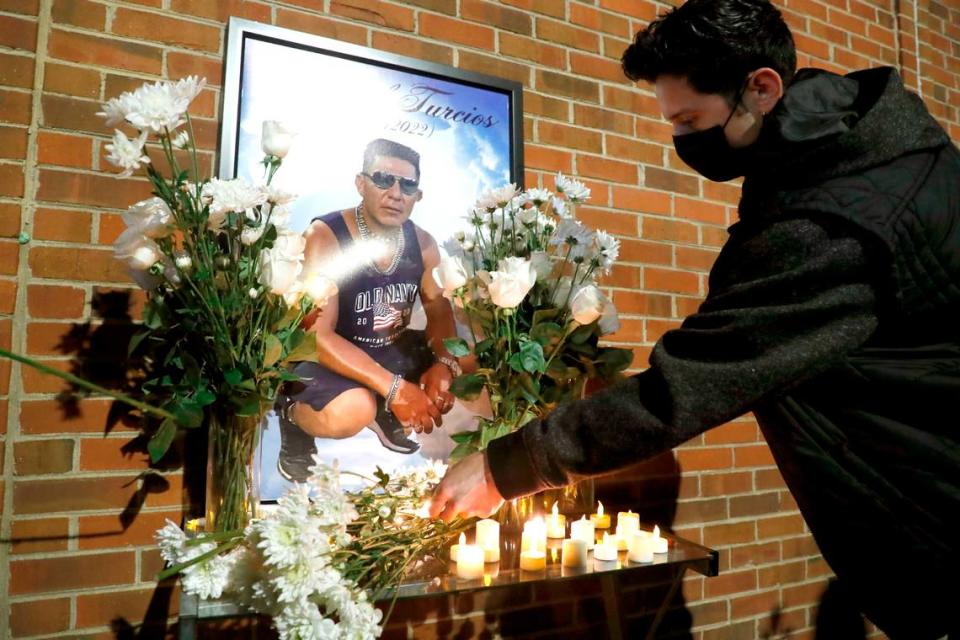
[594,230,620,273]
[551,219,595,260]
[171,130,190,149]
[179,541,236,600]
[525,187,552,204]
[155,519,187,565]
[202,178,268,230]
[476,184,518,210]
[241,223,266,246]
[555,172,591,202]
[273,600,339,640]
[264,184,297,205]
[122,196,172,238]
[101,76,205,134]
[105,129,150,178]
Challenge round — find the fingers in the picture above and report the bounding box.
[429,484,451,519]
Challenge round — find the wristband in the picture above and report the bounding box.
[436,355,462,378]
[384,373,403,409]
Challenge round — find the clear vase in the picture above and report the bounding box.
[205,410,263,533]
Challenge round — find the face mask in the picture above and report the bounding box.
[672,83,757,182]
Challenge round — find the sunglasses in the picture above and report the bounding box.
[361,171,420,195]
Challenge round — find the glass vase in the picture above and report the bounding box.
[205,409,263,533]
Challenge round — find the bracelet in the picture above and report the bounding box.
[384,373,403,409]
[436,355,462,377]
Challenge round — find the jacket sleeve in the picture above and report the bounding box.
[487,215,882,499]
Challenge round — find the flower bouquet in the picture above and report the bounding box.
[433,176,634,465]
[98,76,336,533]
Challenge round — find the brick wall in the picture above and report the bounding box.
[1,0,957,638]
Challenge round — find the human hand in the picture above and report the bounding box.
[420,362,454,416]
[389,379,441,433]
[429,452,504,522]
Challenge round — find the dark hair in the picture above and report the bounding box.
[622,0,796,101]
[362,138,421,179]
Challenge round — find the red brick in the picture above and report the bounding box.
[275,9,368,46]
[0,0,39,15]
[0,240,21,275]
[612,186,670,215]
[372,32,454,67]
[729,540,782,569]
[10,597,71,636]
[48,28,163,74]
[458,51,530,86]
[606,263,641,289]
[37,131,93,169]
[78,509,182,550]
[675,497,728,524]
[576,207,637,236]
[524,144,573,173]
[76,585,180,628]
[170,0,272,22]
[461,0,531,35]
[0,14,37,52]
[13,473,182,515]
[644,167,700,196]
[9,551,136,595]
[570,3,631,37]
[41,94,109,135]
[420,13,494,50]
[758,513,807,539]
[705,568,758,598]
[0,51,34,90]
[606,134,663,166]
[536,69,600,102]
[29,246,130,283]
[570,51,627,83]
[79,436,150,472]
[702,225,729,248]
[782,536,820,560]
[0,126,28,160]
[575,104,634,135]
[735,444,776,468]
[10,516,70,554]
[783,580,828,609]
[539,121,602,153]
[0,162,25,197]
[635,116,675,145]
[0,203,21,236]
[645,317,681,341]
[24,283,84,319]
[645,266,699,294]
[701,470,754,496]
[20,398,117,434]
[755,467,788,491]
[577,154,637,183]
[759,559,807,588]
[730,492,782,518]
[0,280,15,314]
[599,0,657,21]
[675,195,727,225]
[703,521,757,546]
[32,207,93,244]
[676,447,733,471]
[676,246,721,272]
[43,62,100,98]
[37,168,152,209]
[14,438,74,475]
[52,0,106,29]
[641,216,698,244]
[730,589,781,619]
[112,8,221,52]
[539,17,600,53]
[500,33,565,68]
[794,32,831,60]
[0,88,32,125]
[605,86,660,118]
[612,290,672,316]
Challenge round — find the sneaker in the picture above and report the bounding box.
[367,402,420,454]
[276,395,318,483]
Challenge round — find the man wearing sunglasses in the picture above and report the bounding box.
[276,138,461,481]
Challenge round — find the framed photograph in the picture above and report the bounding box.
[219,18,524,497]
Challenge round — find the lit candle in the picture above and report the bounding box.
[519,550,546,571]
[617,510,640,537]
[590,501,611,529]
[628,530,654,564]
[613,526,630,550]
[546,502,567,539]
[476,519,500,563]
[652,525,668,555]
[561,538,588,568]
[593,532,619,562]
[570,515,595,550]
[456,543,484,579]
[450,532,466,562]
[522,517,547,552]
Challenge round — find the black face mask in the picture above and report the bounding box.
[672,86,757,182]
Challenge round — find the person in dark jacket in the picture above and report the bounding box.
[429,1,959,637]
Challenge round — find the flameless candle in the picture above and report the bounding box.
[617,510,640,537]
[652,525,668,555]
[593,532,619,562]
[628,531,654,564]
[476,519,500,563]
[450,532,466,562]
[456,543,484,579]
[570,515,595,550]
[546,502,567,539]
[613,526,630,550]
[519,550,546,571]
[522,517,547,552]
[590,501,611,529]
[561,538,588,567]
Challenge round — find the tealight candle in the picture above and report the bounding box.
[450,532,466,562]
[476,519,500,563]
[593,532,619,562]
[590,501,611,529]
[570,515,595,550]
[652,525,668,555]
[561,538,588,568]
[519,550,546,571]
[522,517,547,552]
[613,526,630,550]
[456,543,484,579]
[546,502,567,539]
[628,531,654,564]
[617,511,640,537]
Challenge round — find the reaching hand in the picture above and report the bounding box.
[429,452,504,522]
[420,362,454,417]
[389,379,441,433]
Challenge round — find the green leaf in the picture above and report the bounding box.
[284,332,318,363]
[263,334,282,368]
[529,322,564,347]
[224,368,243,386]
[449,441,477,463]
[442,337,470,357]
[596,347,634,376]
[474,338,494,355]
[234,396,263,417]
[510,340,546,374]
[569,323,595,345]
[450,430,480,445]
[532,308,560,326]
[148,418,178,462]
[170,398,204,429]
[127,329,150,356]
[279,370,302,382]
[194,388,216,407]
[449,373,484,400]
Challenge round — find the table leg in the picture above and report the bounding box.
[644,568,685,640]
[600,573,624,640]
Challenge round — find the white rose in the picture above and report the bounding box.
[569,285,604,325]
[432,255,468,297]
[303,273,337,307]
[487,257,536,309]
[272,229,306,260]
[598,296,620,335]
[122,197,173,239]
[259,247,302,296]
[113,228,163,271]
[529,251,553,281]
[261,120,295,159]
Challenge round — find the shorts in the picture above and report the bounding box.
[285,329,434,411]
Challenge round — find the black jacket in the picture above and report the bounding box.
[487,68,959,639]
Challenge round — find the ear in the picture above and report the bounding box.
[355,173,364,196]
[415,190,423,203]
[747,67,784,115]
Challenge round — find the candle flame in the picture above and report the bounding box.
[483,574,492,587]
[459,532,466,545]
[597,501,604,517]
[653,525,660,538]
[580,514,587,522]
[551,501,558,516]
[551,548,559,563]
[603,532,610,545]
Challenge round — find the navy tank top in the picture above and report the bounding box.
[313,210,424,354]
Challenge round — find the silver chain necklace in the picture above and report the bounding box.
[355,203,405,275]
